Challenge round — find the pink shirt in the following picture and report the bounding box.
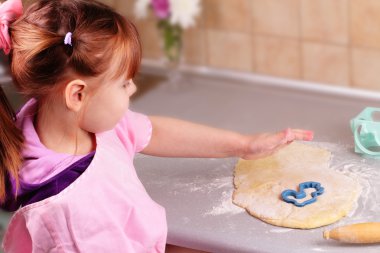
[3,99,167,252]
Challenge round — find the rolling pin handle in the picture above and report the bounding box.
[322,222,380,243]
[323,230,330,240]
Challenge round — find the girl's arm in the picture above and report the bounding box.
[141,116,313,160]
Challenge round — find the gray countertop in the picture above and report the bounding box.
[2,66,380,252]
[131,69,380,253]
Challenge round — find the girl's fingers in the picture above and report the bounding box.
[264,129,294,150]
[245,142,289,160]
[246,128,314,160]
[287,129,314,141]
[271,128,313,149]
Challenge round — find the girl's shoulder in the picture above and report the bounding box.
[114,110,152,154]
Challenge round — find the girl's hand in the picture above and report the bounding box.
[240,128,314,160]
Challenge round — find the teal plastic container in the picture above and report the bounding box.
[351,107,380,157]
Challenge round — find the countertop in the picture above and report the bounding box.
[2,65,380,252]
[131,68,380,253]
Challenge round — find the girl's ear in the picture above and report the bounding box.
[64,79,88,112]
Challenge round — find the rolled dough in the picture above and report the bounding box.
[232,142,361,229]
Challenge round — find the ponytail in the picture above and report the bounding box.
[0,86,23,202]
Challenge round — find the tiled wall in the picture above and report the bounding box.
[99,1,380,91]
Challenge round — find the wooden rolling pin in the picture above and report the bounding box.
[323,222,380,243]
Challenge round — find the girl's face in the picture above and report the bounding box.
[80,75,137,133]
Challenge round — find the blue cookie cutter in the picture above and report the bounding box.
[281,181,324,207]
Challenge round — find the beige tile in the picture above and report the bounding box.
[254,35,301,79]
[23,0,36,8]
[301,0,348,44]
[135,19,163,60]
[352,48,380,90]
[351,0,380,49]
[183,28,206,66]
[96,0,115,8]
[252,0,300,38]
[302,42,349,86]
[204,0,251,32]
[207,30,252,71]
[114,0,135,18]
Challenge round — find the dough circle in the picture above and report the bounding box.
[232,142,361,229]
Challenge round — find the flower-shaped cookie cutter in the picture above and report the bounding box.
[351,107,380,158]
[281,181,325,207]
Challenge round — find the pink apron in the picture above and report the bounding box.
[2,128,167,252]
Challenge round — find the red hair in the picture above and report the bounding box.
[0,0,141,202]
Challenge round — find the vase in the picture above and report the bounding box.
[158,20,183,90]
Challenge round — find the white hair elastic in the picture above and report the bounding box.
[64,32,73,46]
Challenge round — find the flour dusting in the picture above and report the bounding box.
[204,190,244,216]
[269,228,293,233]
[312,142,380,225]
[173,176,233,193]
[311,248,327,252]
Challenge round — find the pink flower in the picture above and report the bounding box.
[151,0,170,19]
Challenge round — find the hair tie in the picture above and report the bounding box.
[0,0,23,55]
[64,32,72,46]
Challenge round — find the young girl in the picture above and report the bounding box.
[0,0,313,252]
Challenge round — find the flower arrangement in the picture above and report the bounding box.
[134,0,201,63]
